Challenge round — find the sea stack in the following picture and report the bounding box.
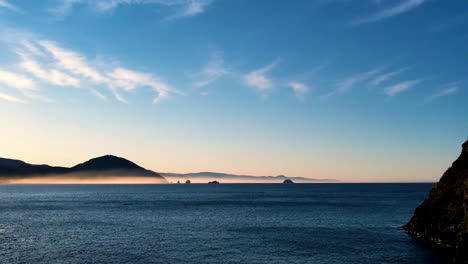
[404,140,468,261]
[283,179,294,184]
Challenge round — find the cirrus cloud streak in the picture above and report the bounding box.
[0,28,177,104]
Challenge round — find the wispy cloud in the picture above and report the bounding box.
[0,0,17,11]
[369,68,406,87]
[51,0,214,20]
[109,87,127,103]
[194,50,228,88]
[0,69,49,102]
[245,61,280,91]
[428,86,458,100]
[352,0,425,25]
[288,82,310,99]
[169,0,213,19]
[108,67,174,103]
[0,69,36,91]
[0,91,27,103]
[322,68,380,98]
[90,88,107,100]
[38,40,107,83]
[384,80,420,96]
[17,52,80,87]
[0,28,177,103]
[48,0,81,19]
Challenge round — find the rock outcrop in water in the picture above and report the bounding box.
[283,179,294,184]
[160,172,337,183]
[404,140,468,261]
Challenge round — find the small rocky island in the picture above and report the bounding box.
[208,181,219,184]
[283,179,294,184]
[404,140,468,262]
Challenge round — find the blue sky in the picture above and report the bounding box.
[0,0,467,182]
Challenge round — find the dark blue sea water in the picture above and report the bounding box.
[0,183,450,263]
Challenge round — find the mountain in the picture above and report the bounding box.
[0,157,68,177]
[160,172,337,183]
[70,155,164,178]
[72,155,144,171]
[404,140,468,262]
[0,158,28,168]
[0,155,167,183]
[0,156,335,184]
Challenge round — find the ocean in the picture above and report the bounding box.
[0,183,450,263]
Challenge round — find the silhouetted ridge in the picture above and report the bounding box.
[0,158,28,168]
[72,155,144,171]
[0,155,167,182]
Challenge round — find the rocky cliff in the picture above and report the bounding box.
[404,140,468,261]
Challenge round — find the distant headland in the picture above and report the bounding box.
[0,155,334,184]
[0,155,167,184]
[161,172,337,184]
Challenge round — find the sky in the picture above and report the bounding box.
[0,0,467,182]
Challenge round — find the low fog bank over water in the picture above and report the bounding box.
[0,175,167,184]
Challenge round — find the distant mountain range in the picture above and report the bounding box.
[0,155,336,183]
[161,172,337,183]
[0,155,167,183]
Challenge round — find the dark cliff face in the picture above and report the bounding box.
[404,140,467,254]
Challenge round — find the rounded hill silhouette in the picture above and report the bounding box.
[0,155,167,183]
[72,155,145,171]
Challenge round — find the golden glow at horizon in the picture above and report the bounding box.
[0,176,328,184]
[2,176,167,184]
